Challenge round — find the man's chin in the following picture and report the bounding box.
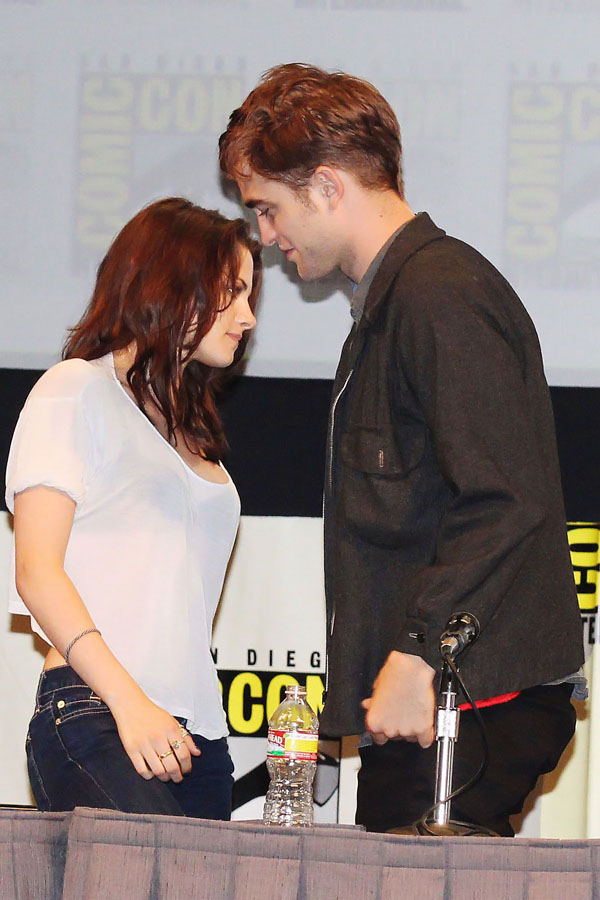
[296,260,336,282]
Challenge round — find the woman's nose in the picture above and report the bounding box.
[237,297,256,330]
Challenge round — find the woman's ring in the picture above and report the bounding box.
[179,725,189,738]
[171,739,183,751]
[159,749,174,759]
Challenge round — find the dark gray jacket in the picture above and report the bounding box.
[321,213,584,736]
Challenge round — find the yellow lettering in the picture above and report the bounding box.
[507,187,559,224]
[512,84,564,121]
[570,85,600,141]
[82,76,134,113]
[508,143,561,186]
[212,76,243,132]
[510,122,561,142]
[79,133,131,175]
[266,674,298,721]
[80,113,131,133]
[76,211,122,249]
[306,676,325,716]
[139,77,170,131]
[506,223,557,259]
[227,672,264,734]
[569,526,600,567]
[568,526,600,612]
[78,176,128,212]
[175,78,207,132]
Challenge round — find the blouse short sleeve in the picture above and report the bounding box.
[5,359,100,512]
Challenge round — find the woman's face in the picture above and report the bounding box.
[191,247,256,368]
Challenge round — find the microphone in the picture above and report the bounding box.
[439,612,480,661]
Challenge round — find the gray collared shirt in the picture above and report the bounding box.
[350,218,415,324]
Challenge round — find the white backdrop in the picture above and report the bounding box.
[1,0,599,837]
[1,0,599,383]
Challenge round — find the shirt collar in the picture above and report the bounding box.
[350,217,416,324]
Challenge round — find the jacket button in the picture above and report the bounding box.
[55,717,62,725]
[57,700,65,709]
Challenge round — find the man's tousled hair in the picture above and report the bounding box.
[219,63,404,196]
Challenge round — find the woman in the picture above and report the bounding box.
[5,198,261,818]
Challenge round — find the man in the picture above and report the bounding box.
[219,63,585,835]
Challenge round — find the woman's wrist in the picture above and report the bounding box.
[102,677,147,713]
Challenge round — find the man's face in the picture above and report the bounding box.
[237,171,343,281]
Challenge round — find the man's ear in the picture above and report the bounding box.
[311,166,344,209]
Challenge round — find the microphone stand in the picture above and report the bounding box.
[432,657,460,829]
[413,655,498,837]
[385,614,498,836]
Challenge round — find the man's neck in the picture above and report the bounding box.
[341,192,414,284]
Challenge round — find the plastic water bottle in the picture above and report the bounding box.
[263,684,319,826]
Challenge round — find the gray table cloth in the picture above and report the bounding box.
[2,806,599,899]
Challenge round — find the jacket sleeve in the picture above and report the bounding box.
[392,276,549,664]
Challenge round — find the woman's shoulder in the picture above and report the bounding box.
[29,355,114,403]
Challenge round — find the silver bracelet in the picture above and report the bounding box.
[64,628,101,665]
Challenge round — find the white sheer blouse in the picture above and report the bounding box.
[6,353,239,738]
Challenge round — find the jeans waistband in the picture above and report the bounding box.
[36,665,89,704]
[34,666,189,730]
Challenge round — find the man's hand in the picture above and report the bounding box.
[361,651,436,748]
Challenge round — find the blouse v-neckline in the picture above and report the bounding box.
[107,352,230,487]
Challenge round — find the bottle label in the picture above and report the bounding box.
[267,729,319,761]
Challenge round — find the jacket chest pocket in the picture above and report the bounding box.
[341,421,426,476]
[338,421,430,548]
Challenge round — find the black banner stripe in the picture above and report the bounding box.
[1,369,599,519]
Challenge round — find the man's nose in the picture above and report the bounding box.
[257,217,277,246]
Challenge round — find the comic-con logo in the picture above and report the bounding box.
[505,73,600,288]
[568,523,599,647]
[218,670,325,737]
[74,59,246,271]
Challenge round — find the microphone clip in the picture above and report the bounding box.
[439,612,480,662]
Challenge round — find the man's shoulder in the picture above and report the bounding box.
[389,230,522,318]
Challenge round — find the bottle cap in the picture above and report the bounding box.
[285,684,306,697]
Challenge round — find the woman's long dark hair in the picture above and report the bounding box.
[63,198,262,461]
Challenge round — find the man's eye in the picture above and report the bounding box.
[257,207,273,220]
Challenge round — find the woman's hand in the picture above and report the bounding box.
[110,692,201,783]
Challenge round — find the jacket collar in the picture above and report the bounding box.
[331,213,447,393]
[359,212,446,328]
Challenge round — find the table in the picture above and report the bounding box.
[1,806,598,900]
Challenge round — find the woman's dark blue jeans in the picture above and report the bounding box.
[26,665,234,818]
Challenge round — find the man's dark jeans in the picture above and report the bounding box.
[26,665,234,818]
